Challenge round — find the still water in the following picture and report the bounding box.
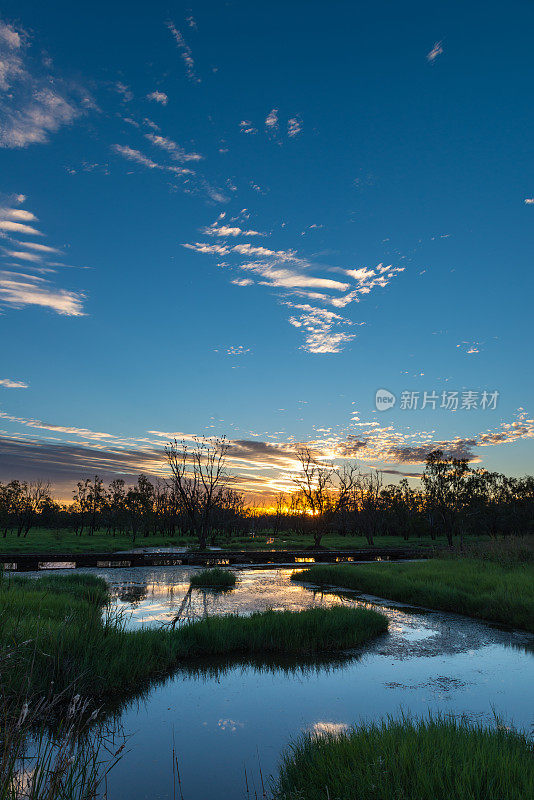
[45,565,534,798]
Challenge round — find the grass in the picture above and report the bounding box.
[0,574,387,704]
[189,567,236,589]
[0,527,491,554]
[292,558,534,631]
[216,534,455,551]
[273,715,534,800]
[175,606,388,657]
[0,529,196,554]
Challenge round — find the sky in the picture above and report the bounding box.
[0,0,533,500]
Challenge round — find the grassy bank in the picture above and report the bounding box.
[190,567,236,589]
[274,715,534,800]
[292,559,534,631]
[0,527,487,554]
[0,574,387,703]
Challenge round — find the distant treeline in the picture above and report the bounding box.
[0,440,533,547]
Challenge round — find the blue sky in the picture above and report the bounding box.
[0,0,533,498]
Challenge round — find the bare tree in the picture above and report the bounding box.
[355,469,383,546]
[17,481,50,537]
[164,436,232,549]
[292,446,336,548]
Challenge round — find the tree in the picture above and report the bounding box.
[422,450,471,547]
[292,446,338,548]
[72,479,91,535]
[164,437,232,549]
[108,479,126,535]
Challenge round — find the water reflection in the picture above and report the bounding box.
[29,564,534,800]
[171,650,360,681]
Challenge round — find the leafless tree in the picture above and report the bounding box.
[292,446,337,548]
[14,480,51,537]
[164,436,232,549]
[355,469,384,546]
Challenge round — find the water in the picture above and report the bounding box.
[37,565,534,799]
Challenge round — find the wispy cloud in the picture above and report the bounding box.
[239,120,257,135]
[146,90,168,105]
[0,412,115,439]
[111,143,192,175]
[114,82,133,102]
[9,240,59,254]
[226,345,250,356]
[204,184,230,204]
[0,196,86,313]
[111,144,160,169]
[0,272,85,315]
[330,264,405,308]
[427,41,444,62]
[0,378,28,388]
[265,107,282,144]
[265,108,279,134]
[144,132,202,162]
[183,222,404,353]
[203,215,263,237]
[166,21,200,83]
[183,241,309,267]
[332,410,534,466]
[524,198,534,205]
[287,304,356,353]
[244,264,350,292]
[231,278,254,286]
[3,250,42,263]
[287,116,302,137]
[0,219,42,236]
[456,340,481,355]
[241,112,302,140]
[0,207,36,221]
[1,405,532,495]
[0,18,89,148]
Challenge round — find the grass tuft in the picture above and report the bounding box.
[189,568,236,589]
[292,559,534,631]
[274,715,534,800]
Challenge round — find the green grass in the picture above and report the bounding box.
[0,575,387,704]
[175,606,388,657]
[273,715,534,800]
[218,534,452,551]
[0,527,491,554]
[189,567,236,589]
[292,559,534,631]
[0,529,196,554]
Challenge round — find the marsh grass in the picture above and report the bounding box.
[292,559,534,631]
[0,644,125,800]
[189,568,236,589]
[174,607,387,658]
[273,715,534,800]
[1,575,387,705]
[1,711,124,800]
[451,534,534,565]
